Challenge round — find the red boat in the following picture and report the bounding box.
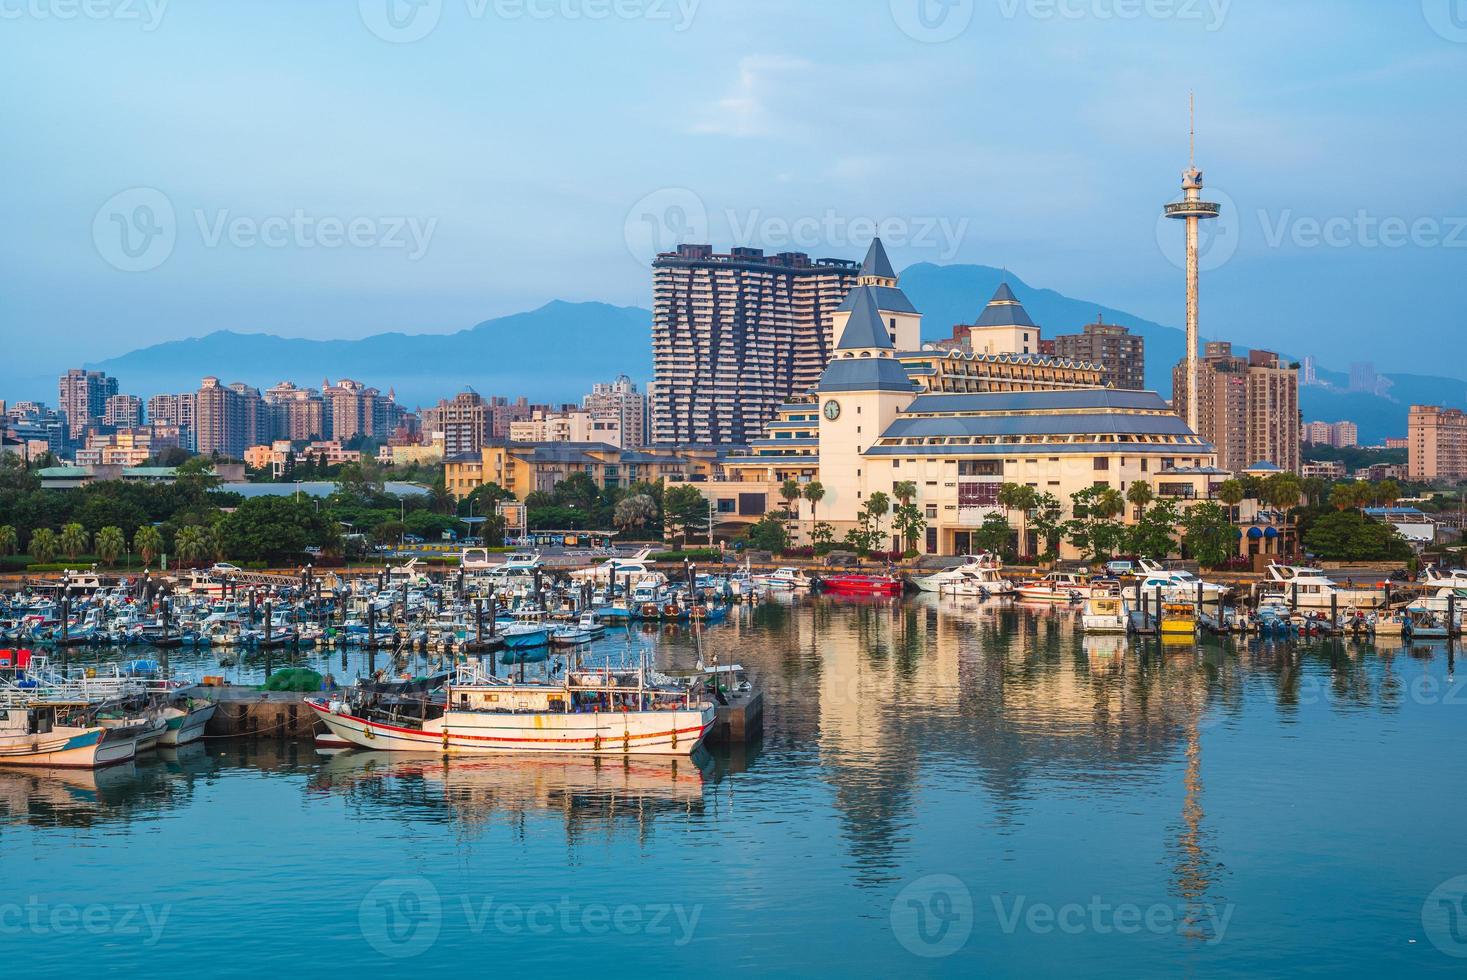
[820,573,903,596]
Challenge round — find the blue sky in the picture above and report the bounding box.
[1,0,1464,399]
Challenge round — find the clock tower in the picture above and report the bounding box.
[816,287,919,530]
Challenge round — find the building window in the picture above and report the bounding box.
[1093,457,1109,471]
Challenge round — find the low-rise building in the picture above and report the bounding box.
[444,442,688,500]
[1300,460,1347,481]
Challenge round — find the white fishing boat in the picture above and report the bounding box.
[1264,563,1386,610]
[1081,588,1130,633]
[306,663,715,756]
[1134,559,1231,603]
[1015,571,1093,603]
[754,567,816,592]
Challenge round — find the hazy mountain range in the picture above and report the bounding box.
[67,264,1464,443]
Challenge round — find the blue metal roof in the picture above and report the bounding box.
[835,284,917,315]
[818,356,918,393]
[902,389,1171,414]
[972,283,1037,328]
[835,287,897,349]
[881,412,1196,439]
[865,441,1216,457]
[860,238,897,280]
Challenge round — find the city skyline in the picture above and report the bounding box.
[2,3,1463,394]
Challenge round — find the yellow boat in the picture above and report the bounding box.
[1159,602,1197,636]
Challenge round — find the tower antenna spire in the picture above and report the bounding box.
[1189,91,1196,168]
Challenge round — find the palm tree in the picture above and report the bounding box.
[134,525,164,565]
[1329,481,1357,512]
[1377,479,1401,509]
[1216,479,1245,523]
[0,524,16,557]
[1095,486,1125,520]
[864,491,891,553]
[95,526,126,567]
[59,522,88,560]
[802,480,825,526]
[428,479,454,515]
[997,483,1037,559]
[207,524,228,563]
[29,528,58,564]
[175,525,209,567]
[1263,472,1304,558]
[1125,479,1154,521]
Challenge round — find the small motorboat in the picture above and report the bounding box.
[820,573,902,596]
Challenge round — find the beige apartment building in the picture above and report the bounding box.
[1173,342,1299,474]
[1408,404,1467,482]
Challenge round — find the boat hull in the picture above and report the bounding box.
[0,726,137,769]
[158,702,217,747]
[306,699,715,756]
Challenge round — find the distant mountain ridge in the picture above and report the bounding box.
[89,301,653,410]
[80,266,1464,442]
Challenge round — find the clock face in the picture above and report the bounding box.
[823,399,841,421]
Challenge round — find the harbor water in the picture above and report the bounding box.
[3,594,1465,976]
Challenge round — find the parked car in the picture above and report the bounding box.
[210,562,242,575]
[1104,560,1135,577]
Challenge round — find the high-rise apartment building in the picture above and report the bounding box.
[1174,342,1299,473]
[195,377,247,459]
[1408,404,1467,483]
[322,379,398,443]
[651,243,861,445]
[1051,316,1146,390]
[422,389,493,457]
[1304,420,1358,448]
[57,368,118,441]
[103,394,144,428]
[263,381,326,442]
[583,376,648,448]
[148,393,197,451]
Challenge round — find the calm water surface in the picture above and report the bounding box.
[3,596,1466,977]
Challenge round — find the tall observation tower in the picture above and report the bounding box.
[1164,95,1221,433]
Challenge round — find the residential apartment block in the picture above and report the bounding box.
[583,376,648,448]
[1173,342,1300,473]
[651,243,862,445]
[1408,404,1467,483]
[57,368,118,441]
[1051,316,1146,390]
[1304,420,1358,448]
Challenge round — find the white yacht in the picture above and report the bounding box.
[1015,571,1093,603]
[569,548,664,587]
[1264,563,1386,610]
[754,567,816,591]
[912,554,1012,596]
[1081,585,1130,634]
[1134,559,1231,603]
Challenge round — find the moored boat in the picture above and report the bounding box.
[820,573,902,596]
